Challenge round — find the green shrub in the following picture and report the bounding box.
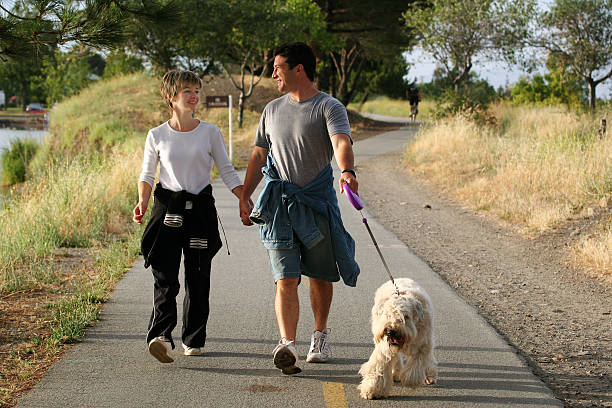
[1,139,39,185]
[433,89,497,127]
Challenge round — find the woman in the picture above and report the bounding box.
[133,70,244,363]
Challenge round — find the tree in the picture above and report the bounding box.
[186,0,331,127]
[41,46,96,105]
[0,55,46,109]
[509,63,585,108]
[355,54,410,104]
[533,0,612,112]
[103,49,143,78]
[124,8,190,74]
[0,0,177,63]
[314,0,413,106]
[404,0,535,93]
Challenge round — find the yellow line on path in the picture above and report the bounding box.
[323,382,348,408]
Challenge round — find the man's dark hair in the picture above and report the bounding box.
[274,42,316,82]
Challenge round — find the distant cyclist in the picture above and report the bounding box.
[406,83,421,122]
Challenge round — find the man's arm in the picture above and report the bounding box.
[239,146,269,226]
[331,133,358,194]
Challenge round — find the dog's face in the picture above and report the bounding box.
[373,294,425,349]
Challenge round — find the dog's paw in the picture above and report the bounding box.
[425,369,437,385]
[359,387,383,400]
[358,381,385,400]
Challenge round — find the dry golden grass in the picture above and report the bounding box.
[405,102,611,278]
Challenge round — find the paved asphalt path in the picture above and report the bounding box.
[17,127,562,408]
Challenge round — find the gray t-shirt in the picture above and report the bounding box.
[254,92,351,187]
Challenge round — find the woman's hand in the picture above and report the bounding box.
[134,181,152,224]
[133,201,148,224]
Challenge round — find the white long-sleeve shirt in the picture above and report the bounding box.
[138,120,241,194]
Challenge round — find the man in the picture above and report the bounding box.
[406,83,421,121]
[239,42,360,375]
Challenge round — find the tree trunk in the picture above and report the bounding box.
[342,57,366,107]
[453,62,472,94]
[21,80,29,111]
[588,79,596,114]
[358,91,370,111]
[238,92,245,128]
[330,44,361,105]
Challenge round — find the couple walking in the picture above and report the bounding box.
[132,42,360,375]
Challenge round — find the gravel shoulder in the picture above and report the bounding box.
[356,149,611,408]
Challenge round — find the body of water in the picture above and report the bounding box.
[0,127,48,151]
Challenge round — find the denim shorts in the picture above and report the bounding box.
[267,212,339,283]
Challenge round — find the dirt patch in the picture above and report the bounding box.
[0,248,95,408]
[357,150,611,408]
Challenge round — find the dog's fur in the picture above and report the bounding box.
[358,278,437,399]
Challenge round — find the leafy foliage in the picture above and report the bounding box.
[187,0,332,127]
[0,54,45,109]
[0,0,177,63]
[419,68,497,101]
[1,138,39,185]
[354,55,411,102]
[533,0,612,111]
[102,50,143,78]
[405,0,535,92]
[510,61,585,108]
[433,89,498,127]
[315,0,414,105]
[41,47,95,105]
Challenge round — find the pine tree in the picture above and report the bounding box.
[0,0,176,62]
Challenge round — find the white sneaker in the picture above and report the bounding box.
[182,343,204,356]
[148,337,174,363]
[272,338,301,375]
[306,329,331,363]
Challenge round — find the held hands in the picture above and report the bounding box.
[239,197,254,226]
[234,185,254,226]
[133,202,147,224]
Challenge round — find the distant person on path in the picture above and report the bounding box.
[239,42,360,375]
[133,70,245,363]
[406,83,421,121]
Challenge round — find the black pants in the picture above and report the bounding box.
[144,201,221,350]
[143,185,221,349]
[146,243,213,349]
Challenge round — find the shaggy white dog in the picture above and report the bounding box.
[358,278,437,399]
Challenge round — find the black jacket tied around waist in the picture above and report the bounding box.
[141,183,222,269]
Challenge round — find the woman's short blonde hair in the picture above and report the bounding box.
[160,70,203,109]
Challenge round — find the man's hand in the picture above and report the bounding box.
[238,146,268,227]
[339,172,358,194]
[239,197,254,226]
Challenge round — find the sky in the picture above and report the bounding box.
[404,50,526,89]
[402,0,612,99]
[404,50,612,98]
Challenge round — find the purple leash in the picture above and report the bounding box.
[343,184,400,295]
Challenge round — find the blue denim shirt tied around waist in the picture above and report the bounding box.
[250,155,360,287]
